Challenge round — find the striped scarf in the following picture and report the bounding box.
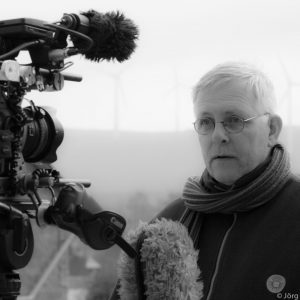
[180,144,291,244]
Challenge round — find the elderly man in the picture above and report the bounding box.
[110,62,300,300]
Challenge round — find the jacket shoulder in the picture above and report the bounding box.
[154,197,186,222]
[274,173,300,212]
[285,173,300,192]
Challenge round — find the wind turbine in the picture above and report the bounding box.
[96,65,129,133]
[163,65,189,131]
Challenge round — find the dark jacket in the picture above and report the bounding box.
[109,174,300,300]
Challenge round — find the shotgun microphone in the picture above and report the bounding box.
[60,10,139,62]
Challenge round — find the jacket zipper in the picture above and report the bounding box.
[206,213,237,300]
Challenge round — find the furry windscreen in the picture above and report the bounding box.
[117,218,203,300]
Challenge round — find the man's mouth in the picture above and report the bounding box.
[213,155,235,160]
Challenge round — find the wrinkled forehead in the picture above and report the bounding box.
[194,79,263,117]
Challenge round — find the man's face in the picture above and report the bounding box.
[194,79,271,185]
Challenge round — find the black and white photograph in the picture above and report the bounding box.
[0,0,300,299]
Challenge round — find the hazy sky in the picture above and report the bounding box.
[2,0,300,130]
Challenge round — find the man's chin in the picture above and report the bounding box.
[212,172,238,186]
[210,161,241,185]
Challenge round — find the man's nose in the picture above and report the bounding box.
[211,122,230,143]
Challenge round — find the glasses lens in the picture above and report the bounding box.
[195,118,214,134]
[224,116,243,133]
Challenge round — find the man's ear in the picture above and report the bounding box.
[268,114,282,147]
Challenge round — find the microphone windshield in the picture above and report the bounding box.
[73,10,139,62]
[117,218,203,300]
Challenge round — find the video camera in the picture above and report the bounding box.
[0,10,138,299]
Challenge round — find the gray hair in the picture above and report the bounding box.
[192,61,277,113]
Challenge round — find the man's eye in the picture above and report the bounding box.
[199,118,212,126]
[227,116,242,124]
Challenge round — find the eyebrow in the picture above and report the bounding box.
[199,110,249,117]
[224,110,247,116]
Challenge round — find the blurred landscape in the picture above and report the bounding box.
[19,127,300,300]
[55,129,203,209]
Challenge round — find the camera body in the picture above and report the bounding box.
[0,20,70,287]
[0,17,74,205]
[0,57,66,299]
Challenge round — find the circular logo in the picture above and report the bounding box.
[266,275,286,294]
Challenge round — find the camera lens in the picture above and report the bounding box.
[22,106,64,163]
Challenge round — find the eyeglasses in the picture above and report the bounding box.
[193,113,270,135]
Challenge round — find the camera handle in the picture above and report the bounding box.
[45,205,137,258]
